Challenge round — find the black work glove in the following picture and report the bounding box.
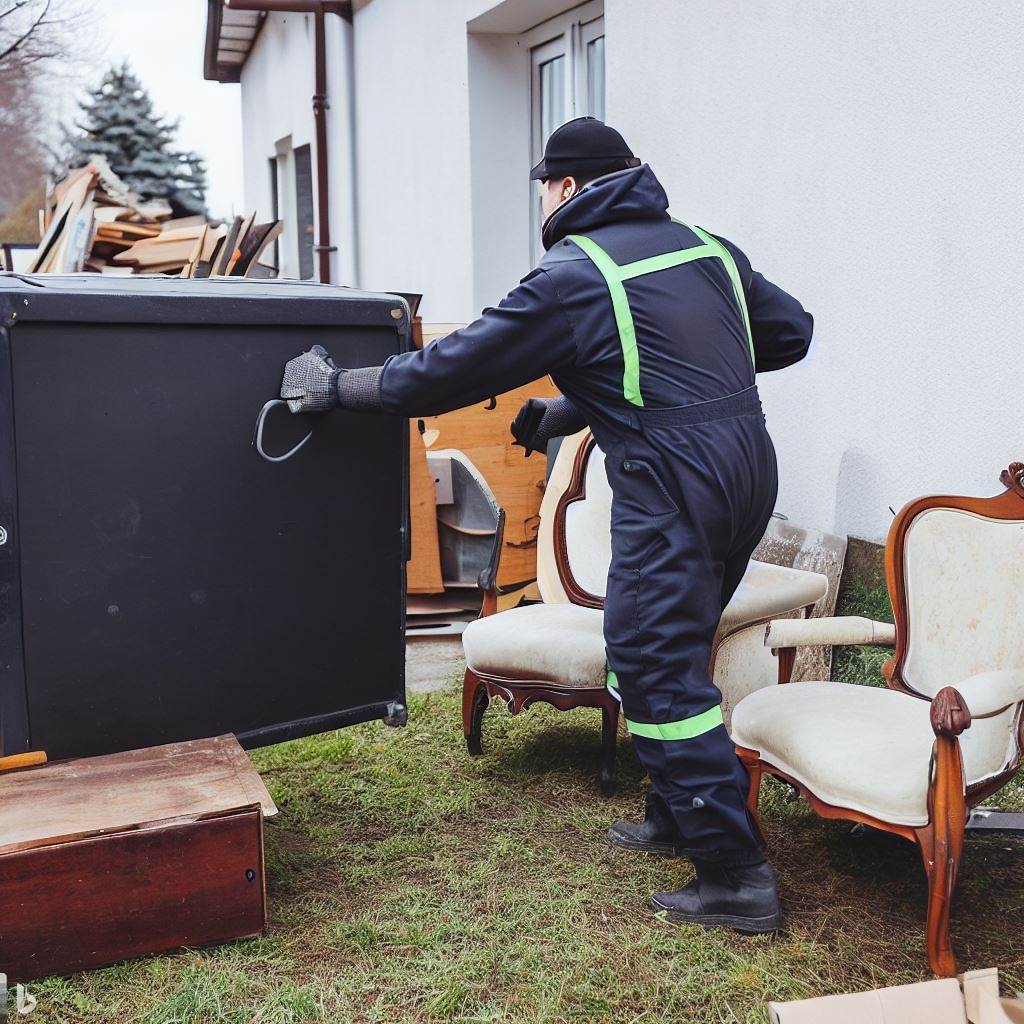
[511,396,587,456]
[281,345,342,414]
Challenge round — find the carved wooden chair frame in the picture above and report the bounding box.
[462,431,816,794]
[738,463,1024,976]
[461,433,621,794]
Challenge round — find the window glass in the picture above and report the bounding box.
[294,144,315,281]
[587,36,605,120]
[539,55,566,144]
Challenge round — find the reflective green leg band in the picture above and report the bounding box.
[625,704,724,741]
[606,670,619,690]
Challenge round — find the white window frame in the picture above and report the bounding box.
[525,2,605,264]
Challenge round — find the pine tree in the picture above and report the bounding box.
[65,62,207,216]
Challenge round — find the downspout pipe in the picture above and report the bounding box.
[225,0,352,284]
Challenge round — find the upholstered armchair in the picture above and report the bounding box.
[461,430,828,794]
[731,463,1024,976]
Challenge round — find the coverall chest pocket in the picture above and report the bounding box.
[619,458,679,517]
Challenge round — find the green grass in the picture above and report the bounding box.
[832,574,897,686]
[22,576,1024,1021]
[26,671,1024,1023]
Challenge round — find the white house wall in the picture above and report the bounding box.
[235,0,1022,541]
[352,1,476,319]
[240,10,356,284]
[351,0,582,319]
[606,0,1024,540]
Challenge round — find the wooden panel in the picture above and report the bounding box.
[416,377,560,587]
[406,422,444,595]
[0,807,266,981]
[0,735,275,855]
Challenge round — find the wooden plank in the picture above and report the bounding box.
[407,422,444,594]
[0,735,276,855]
[0,751,46,772]
[0,807,266,981]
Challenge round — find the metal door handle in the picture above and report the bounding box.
[253,399,314,463]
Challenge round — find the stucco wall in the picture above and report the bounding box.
[240,11,355,284]
[605,0,1024,539]
[235,0,1022,540]
[352,2,477,318]
[352,0,579,319]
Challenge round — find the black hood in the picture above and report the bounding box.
[541,164,670,251]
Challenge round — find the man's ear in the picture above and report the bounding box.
[561,177,577,200]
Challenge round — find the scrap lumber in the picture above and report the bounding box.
[407,423,444,595]
[420,378,560,589]
[24,161,281,280]
[410,325,561,592]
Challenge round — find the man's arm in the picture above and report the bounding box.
[716,235,814,373]
[284,268,578,419]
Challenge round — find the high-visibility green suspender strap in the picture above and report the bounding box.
[568,234,645,406]
[567,223,756,407]
[605,669,724,740]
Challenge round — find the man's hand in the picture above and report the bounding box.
[511,395,587,456]
[281,345,342,414]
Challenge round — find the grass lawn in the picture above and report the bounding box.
[29,582,1024,1023]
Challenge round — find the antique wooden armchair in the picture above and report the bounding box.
[732,463,1024,976]
[461,430,828,794]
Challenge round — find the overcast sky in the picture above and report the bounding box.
[85,0,244,218]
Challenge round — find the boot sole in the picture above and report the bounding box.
[607,826,684,858]
[650,896,781,935]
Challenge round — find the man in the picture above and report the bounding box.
[280,117,812,933]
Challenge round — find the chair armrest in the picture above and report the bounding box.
[476,508,536,616]
[948,670,1024,720]
[764,615,896,650]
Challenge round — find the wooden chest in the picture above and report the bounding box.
[0,735,276,981]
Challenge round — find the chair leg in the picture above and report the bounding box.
[736,746,764,817]
[915,730,967,977]
[462,669,488,756]
[915,823,962,978]
[599,699,620,796]
[736,745,767,845]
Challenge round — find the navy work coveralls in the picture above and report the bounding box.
[372,165,812,865]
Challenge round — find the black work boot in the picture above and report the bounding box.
[607,792,684,856]
[650,858,781,934]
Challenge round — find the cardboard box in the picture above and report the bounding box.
[769,968,1023,1024]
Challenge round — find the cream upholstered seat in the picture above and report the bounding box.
[461,429,828,793]
[733,678,1021,827]
[732,464,1024,977]
[734,682,942,825]
[463,560,826,693]
[464,603,605,688]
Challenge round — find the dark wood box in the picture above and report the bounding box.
[0,735,276,981]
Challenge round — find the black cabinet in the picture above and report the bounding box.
[0,274,408,759]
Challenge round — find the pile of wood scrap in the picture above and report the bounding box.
[26,158,281,279]
[406,321,559,634]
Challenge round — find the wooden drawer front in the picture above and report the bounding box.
[0,807,266,981]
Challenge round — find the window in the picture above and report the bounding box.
[294,144,315,281]
[268,157,280,273]
[527,4,605,263]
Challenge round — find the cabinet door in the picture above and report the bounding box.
[3,282,407,759]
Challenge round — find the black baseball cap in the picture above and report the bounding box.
[530,116,640,181]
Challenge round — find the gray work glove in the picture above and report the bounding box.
[281,345,342,414]
[510,395,587,456]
